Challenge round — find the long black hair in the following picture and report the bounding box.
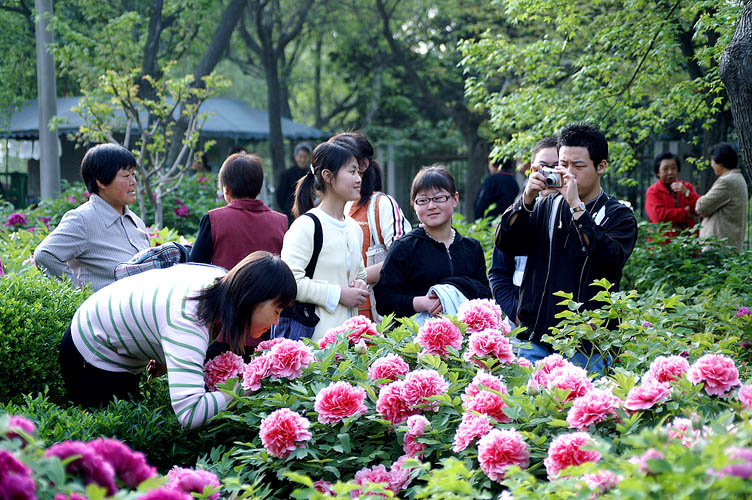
[292,141,356,218]
[192,252,296,353]
[329,131,382,206]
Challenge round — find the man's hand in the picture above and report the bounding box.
[146,360,166,383]
[523,166,548,206]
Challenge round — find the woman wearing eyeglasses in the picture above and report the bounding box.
[373,165,492,319]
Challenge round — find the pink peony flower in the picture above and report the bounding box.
[4,212,28,227]
[464,329,515,366]
[46,441,117,495]
[452,412,493,452]
[403,415,430,458]
[165,467,221,500]
[644,355,690,384]
[462,370,507,404]
[582,469,618,494]
[204,351,245,391]
[259,408,312,458]
[54,494,89,500]
[416,317,463,357]
[256,338,286,351]
[341,315,381,344]
[739,385,752,409]
[137,488,192,500]
[546,365,594,403]
[0,450,36,500]
[368,354,410,385]
[376,381,417,424]
[687,354,740,396]
[89,438,157,489]
[566,389,621,430]
[267,339,314,379]
[4,416,36,444]
[318,325,347,349]
[713,447,752,480]
[241,355,272,392]
[737,306,752,318]
[530,354,572,390]
[314,381,368,424]
[388,455,414,492]
[313,479,335,495]
[67,195,77,203]
[628,448,665,474]
[477,429,530,482]
[173,201,190,218]
[458,299,503,333]
[625,379,671,410]
[352,464,392,498]
[402,369,449,412]
[514,356,532,368]
[666,417,709,447]
[544,432,601,479]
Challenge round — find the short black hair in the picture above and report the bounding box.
[192,252,296,354]
[218,153,264,199]
[410,165,457,203]
[710,142,738,170]
[653,152,681,175]
[531,136,559,163]
[80,143,137,194]
[294,142,312,155]
[558,123,608,167]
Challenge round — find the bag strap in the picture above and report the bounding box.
[302,212,323,279]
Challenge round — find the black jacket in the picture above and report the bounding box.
[473,172,520,220]
[374,226,492,318]
[495,192,637,344]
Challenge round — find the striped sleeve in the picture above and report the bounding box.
[378,194,411,248]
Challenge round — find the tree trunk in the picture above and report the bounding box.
[720,0,752,181]
[262,36,288,189]
[456,113,488,217]
[314,33,322,128]
[35,0,60,199]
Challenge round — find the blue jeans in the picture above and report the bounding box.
[518,341,608,374]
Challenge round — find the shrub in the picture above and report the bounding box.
[0,273,90,403]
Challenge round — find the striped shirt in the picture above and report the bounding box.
[71,263,229,429]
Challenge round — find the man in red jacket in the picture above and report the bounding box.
[645,152,700,239]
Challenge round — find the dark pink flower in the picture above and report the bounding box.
[83,190,91,199]
[257,338,286,351]
[313,479,335,495]
[4,212,28,227]
[544,432,601,479]
[89,438,157,489]
[462,370,507,404]
[402,369,449,412]
[644,355,689,384]
[737,306,752,318]
[477,429,530,482]
[259,408,312,458]
[204,351,245,391]
[4,416,36,444]
[625,379,671,410]
[314,381,368,424]
[546,365,594,402]
[403,415,430,458]
[267,339,314,379]
[165,467,221,500]
[173,203,190,218]
[464,390,511,423]
[452,412,493,452]
[458,299,503,333]
[197,176,209,184]
[137,489,192,500]
[342,315,381,344]
[416,317,462,357]
[0,450,36,500]
[67,196,77,203]
[687,354,740,396]
[566,389,621,430]
[352,464,392,498]
[582,469,618,494]
[464,329,514,365]
[739,384,752,409]
[368,354,410,385]
[241,355,271,392]
[54,494,88,500]
[45,441,116,495]
[376,381,417,424]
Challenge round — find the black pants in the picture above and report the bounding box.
[59,326,142,407]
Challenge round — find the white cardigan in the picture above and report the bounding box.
[281,208,367,341]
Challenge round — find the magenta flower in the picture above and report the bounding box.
[529,354,571,391]
[642,321,653,328]
[3,212,28,227]
[416,317,462,357]
[197,176,209,184]
[402,369,449,412]
[458,299,503,333]
[45,441,117,495]
[313,479,335,495]
[402,415,430,458]
[314,381,368,424]
[687,353,740,396]
[463,328,514,366]
[544,432,601,479]
[67,196,77,203]
[83,190,91,199]
[0,450,36,500]
[4,416,36,444]
[737,306,752,318]
[477,429,530,482]
[89,438,157,489]
[713,447,752,480]
[341,315,381,344]
[204,351,245,391]
[267,339,314,379]
[241,355,271,392]
[137,489,192,499]
[566,389,622,430]
[368,354,410,385]
[54,493,89,500]
[644,355,689,384]
[259,408,312,458]
[452,412,493,452]
[173,202,190,218]
[165,467,221,500]
[352,464,392,497]
[625,379,671,410]
[464,390,512,424]
[462,370,507,404]
[376,381,417,424]
[739,384,752,409]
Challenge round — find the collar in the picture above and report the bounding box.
[90,194,137,228]
[227,198,269,212]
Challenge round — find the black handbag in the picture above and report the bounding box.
[271,212,323,340]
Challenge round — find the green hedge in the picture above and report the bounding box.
[0,273,90,403]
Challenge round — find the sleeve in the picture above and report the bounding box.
[441,239,492,300]
[572,205,638,269]
[695,178,730,217]
[33,209,88,285]
[378,195,412,248]
[275,170,289,212]
[489,248,519,320]
[645,185,692,225]
[187,214,213,264]
[373,239,417,318]
[681,182,701,214]
[281,216,341,308]
[495,196,541,256]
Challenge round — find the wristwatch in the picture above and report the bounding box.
[570,201,586,214]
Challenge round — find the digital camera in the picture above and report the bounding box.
[540,167,562,188]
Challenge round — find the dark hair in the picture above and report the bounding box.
[80,143,137,194]
[229,146,248,155]
[653,152,681,175]
[329,131,382,207]
[292,142,356,218]
[294,142,312,155]
[531,136,559,163]
[410,165,457,203]
[192,251,296,354]
[710,142,738,170]
[218,153,263,199]
[557,123,608,168]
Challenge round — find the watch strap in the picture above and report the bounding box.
[570,202,586,214]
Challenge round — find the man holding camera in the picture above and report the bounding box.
[495,123,637,371]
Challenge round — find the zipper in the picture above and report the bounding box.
[445,246,454,275]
